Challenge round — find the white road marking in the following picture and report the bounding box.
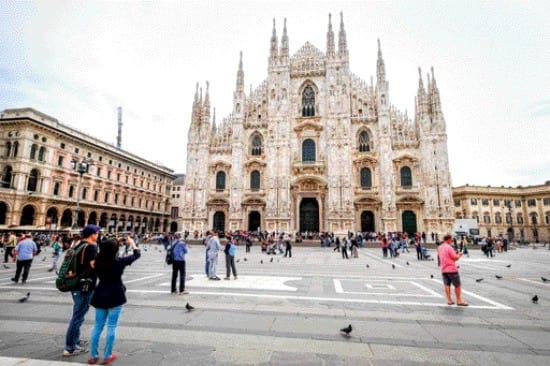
[0,275,56,284]
[124,273,164,284]
[429,278,513,310]
[334,279,442,297]
[160,274,300,291]
[365,283,396,290]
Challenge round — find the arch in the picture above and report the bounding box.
[250,170,260,191]
[27,169,39,191]
[301,85,316,117]
[360,167,372,188]
[361,211,375,232]
[302,139,316,162]
[213,211,225,232]
[30,144,37,159]
[299,198,319,232]
[0,201,7,225]
[154,218,160,231]
[99,212,108,228]
[38,146,46,161]
[45,207,59,227]
[77,210,86,228]
[1,165,13,188]
[248,211,261,232]
[216,171,226,190]
[20,205,35,226]
[170,221,178,232]
[401,210,417,236]
[400,166,413,187]
[88,211,98,225]
[61,209,73,227]
[250,133,263,156]
[358,130,370,152]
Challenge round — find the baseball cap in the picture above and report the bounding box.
[82,225,101,238]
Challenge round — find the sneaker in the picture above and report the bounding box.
[10,278,17,283]
[102,353,118,365]
[179,291,189,295]
[88,357,99,365]
[63,345,88,356]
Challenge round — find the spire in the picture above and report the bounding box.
[281,18,289,58]
[236,51,244,91]
[212,107,216,125]
[194,82,199,103]
[338,12,348,57]
[430,66,442,113]
[417,67,424,92]
[270,18,278,59]
[326,13,335,57]
[376,39,386,83]
[203,81,210,110]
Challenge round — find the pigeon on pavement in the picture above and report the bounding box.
[270,257,273,263]
[41,257,46,262]
[542,277,549,283]
[260,260,263,264]
[430,274,434,279]
[18,292,30,303]
[495,275,503,280]
[185,302,195,312]
[243,258,247,262]
[366,264,370,268]
[340,324,352,336]
[476,278,484,283]
[506,264,511,268]
[406,261,410,265]
[2,264,9,269]
[532,295,538,304]
[392,264,396,270]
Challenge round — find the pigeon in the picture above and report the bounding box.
[476,278,484,283]
[542,277,549,283]
[270,257,273,263]
[243,258,248,262]
[18,292,30,303]
[495,275,503,280]
[41,257,46,262]
[430,274,434,279]
[366,264,370,268]
[392,264,396,270]
[47,267,55,272]
[260,260,263,264]
[185,302,194,312]
[2,264,9,269]
[340,324,352,336]
[506,264,511,268]
[532,295,538,304]
[236,259,240,263]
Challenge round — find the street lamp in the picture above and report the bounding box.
[71,157,93,230]
[504,201,513,243]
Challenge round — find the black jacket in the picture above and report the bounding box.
[91,249,140,309]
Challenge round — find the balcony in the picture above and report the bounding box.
[291,160,326,176]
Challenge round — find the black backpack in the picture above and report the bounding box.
[165,243,175,265]
[55,242,88,292]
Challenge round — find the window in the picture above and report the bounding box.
[517,215,523,224]
[94,190,99,201]
[251,135,263,156]
[74,147,79,153]
[483,215,491,224]
[360,167,372,188]
[471,198,478,205]
[495,214,502,224]
[302,139,316,162]
[107,171,111,179]
[530,213,538,225]
[454,199,461,207]
[216,171,226,190]
[301,85,315,117]
[527,199,536,207]
[97,167,102,177]
[30,144,37,159]
[27,169,39,192]
[504,199,511,207]
[544,198,550,206]
[131,197,135,207]
[53,182,60,195]
[133,178,137,185]
[493,199,500,206]
[68,185,74,198]
[60,143,65,149]
[358,131,370,152]
[546,214,550,224]
[400,166,412,187]
[506,213,512,224]
[125,176,129,184]
[473,214,479,223]
[117,173,121,181]
[171,207,179,219]
[250,170,260,191]
[104,192,109,203]
[114,194,119,204]
[57,156,64,167]
[482,199,489,206]
[38,146,45,161]
[12,141,18,156]
[5,141,11,157]
[1,166,12,188]
[515,200,521,207]
[82,188,87,200]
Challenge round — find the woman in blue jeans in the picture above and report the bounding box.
[88,236,140,365]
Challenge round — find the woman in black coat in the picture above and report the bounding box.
[88,236,140,365]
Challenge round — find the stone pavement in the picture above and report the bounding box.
[0,244,549,365]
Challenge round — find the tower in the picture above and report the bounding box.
[116,106,122,148]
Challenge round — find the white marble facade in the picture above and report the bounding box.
[182,14,454,236]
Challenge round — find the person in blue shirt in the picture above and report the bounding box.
[171,233,189,294]
[11,233,37,284]
[224,236,238,280]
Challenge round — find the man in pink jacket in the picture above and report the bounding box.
[437,234,468,306]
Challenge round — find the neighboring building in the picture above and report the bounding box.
[182,14,454,235]
[0,108,175,233]
[168,173,185,232]
[452,182,550,242]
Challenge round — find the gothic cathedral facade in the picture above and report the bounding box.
[182,14,454,236]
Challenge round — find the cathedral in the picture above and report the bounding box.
[182,13,454,236]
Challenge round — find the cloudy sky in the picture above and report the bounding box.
[1,1,548,186]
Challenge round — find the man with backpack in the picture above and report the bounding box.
[170,233,189,294]
[63,225,100,357]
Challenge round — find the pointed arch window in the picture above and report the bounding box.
[302,85,315,117]
[360,167,372,188]
[5,142,11,157]
[30,144,38,159]
[216,171,226,191]
[251,135,263,156]
[12,141,19,157]
[38,146,46,161]
[302,139,316,162]
[250,170,260,191]
[68,185,74,198]
[1,166,13,188]
[400,166,412,187]
[27,169,39,192]
[358,131,370,152]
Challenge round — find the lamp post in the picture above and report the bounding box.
[71,157,93,230]
[504,201,513,244]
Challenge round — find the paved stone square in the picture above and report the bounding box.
[0,244,549,365]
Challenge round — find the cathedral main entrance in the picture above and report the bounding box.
[361,211,375,232]
[248,211,261,232]
[299,198,319,232]
[213,211,225,233]
[402,210,417,235]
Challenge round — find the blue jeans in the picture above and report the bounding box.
[90,306,123,359]
[65,290,94,351]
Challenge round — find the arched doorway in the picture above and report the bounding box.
[361,211,375,232]
[300,198,319,232]
[213,211,225,233]
[88,211,98,225]
[402,210,417,236]
[0,201,8,225]
[170,221,178,232]
[99,213,108,229]
[45,207,59,229]
[61,209,73,227]
[248,211,261,232]
[77,211,86,228]
[20,205,35,226]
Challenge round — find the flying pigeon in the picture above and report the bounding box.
[495,275,503,280]
[340,324,352,336]
[392,264,396,270]
[476,278,484,283]
[532,295,538,304]
[270,257,273,263]
[542,277,549,283]
[18,292,30,303]
[185,302,195,312]
[506,264,511,268]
